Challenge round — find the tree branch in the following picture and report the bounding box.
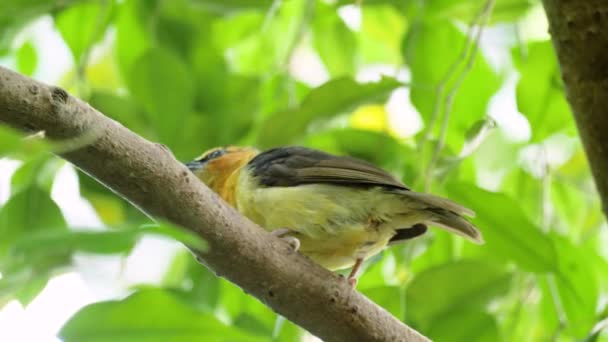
[542,0,608,219]
[0,66,428,341]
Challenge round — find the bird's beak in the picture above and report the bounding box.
[185,160,204,172]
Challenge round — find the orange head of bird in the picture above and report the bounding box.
[185,146,259,204]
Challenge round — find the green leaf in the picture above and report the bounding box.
[0,125,24,155]
[404,20,501,150]
[551,234,598,338]
[11,156,63,195]
[211,0,304,75]
[142,222,208,252]
[88,91,147,135]
[0,125,49,158]
[164,252,220,312]
[115,0,153,78]
[305,128,415,176]
[426,310,501,342]
[359,4,407,64]
[258,76,402,147]
[55,1,112,62]
[513,41,575,141]
[406,260,511,328]
[0,186,68,266]
[312,2,357,76]
[14,276,49,307]
[218,280,277,333]
[362,286,405,320]
[10,222,206,260]
[11,229,139,257]
[410,230,456,273]
[16,40,37,75]
[446,183,558,273]
[59,289,265,342]
[550,180,590,236]
[500,168,543,224]
[0,0,82,53]
[127,48,195,145]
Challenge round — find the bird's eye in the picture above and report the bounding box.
[198,149,225,163]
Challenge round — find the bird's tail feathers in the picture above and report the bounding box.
[425,208,483,244]
[399,191,483,244]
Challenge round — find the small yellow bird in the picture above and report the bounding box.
[186,146,482,285]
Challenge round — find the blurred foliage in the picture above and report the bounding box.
[1,0,607,341]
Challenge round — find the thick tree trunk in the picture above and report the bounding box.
[542,0,608,218]
[0,66,428,342]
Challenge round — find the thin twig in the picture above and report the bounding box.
[540,146,553,231]
[262,0,283,32]
[417,3,491,155]
[547,274,567,341]
[282,0,315,69]
[505,276,537,337]
[423,0,496,191]
[75,0,110,99]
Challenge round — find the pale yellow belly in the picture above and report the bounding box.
[295,226,394,270]
[234,172,410,270]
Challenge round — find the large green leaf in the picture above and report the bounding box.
[0,0,84,53]
[10,156,63,195]
[0,185,69,305]
[305,128,412,173]
[406,260,511,328]
[258,76,402,147]
[500,168,543,225]
[404,20,501,150]
[16,41,37,76]
[551,234,598,338]
[115,0,153,78]
[0,186,68,266]
[362,286,405,320]
[10,223,207,261]
[312,2,357,76]
[89,91,148,135]
[426,310,501,342]
[218,280,277,335]
[359,4,407,64]
[211,0,304,75]
[513,41,575,141]
[163,252,221,312]
[59,289,264,342]
[55,1,113,63]
[446,183,557,273]
[127,48,195,145]
[0,125,49,158]
[0,125,24,156]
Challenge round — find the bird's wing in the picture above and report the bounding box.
[247,146,409,190]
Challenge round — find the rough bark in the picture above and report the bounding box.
[542,0,608,218]
[0,66,428,341]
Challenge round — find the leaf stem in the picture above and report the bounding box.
[424,0,496,191]
[282,0,315,70]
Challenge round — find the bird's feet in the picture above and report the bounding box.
[271,228,300,252]
[346,258,364,288]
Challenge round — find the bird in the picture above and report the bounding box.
[186,146,483,286]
